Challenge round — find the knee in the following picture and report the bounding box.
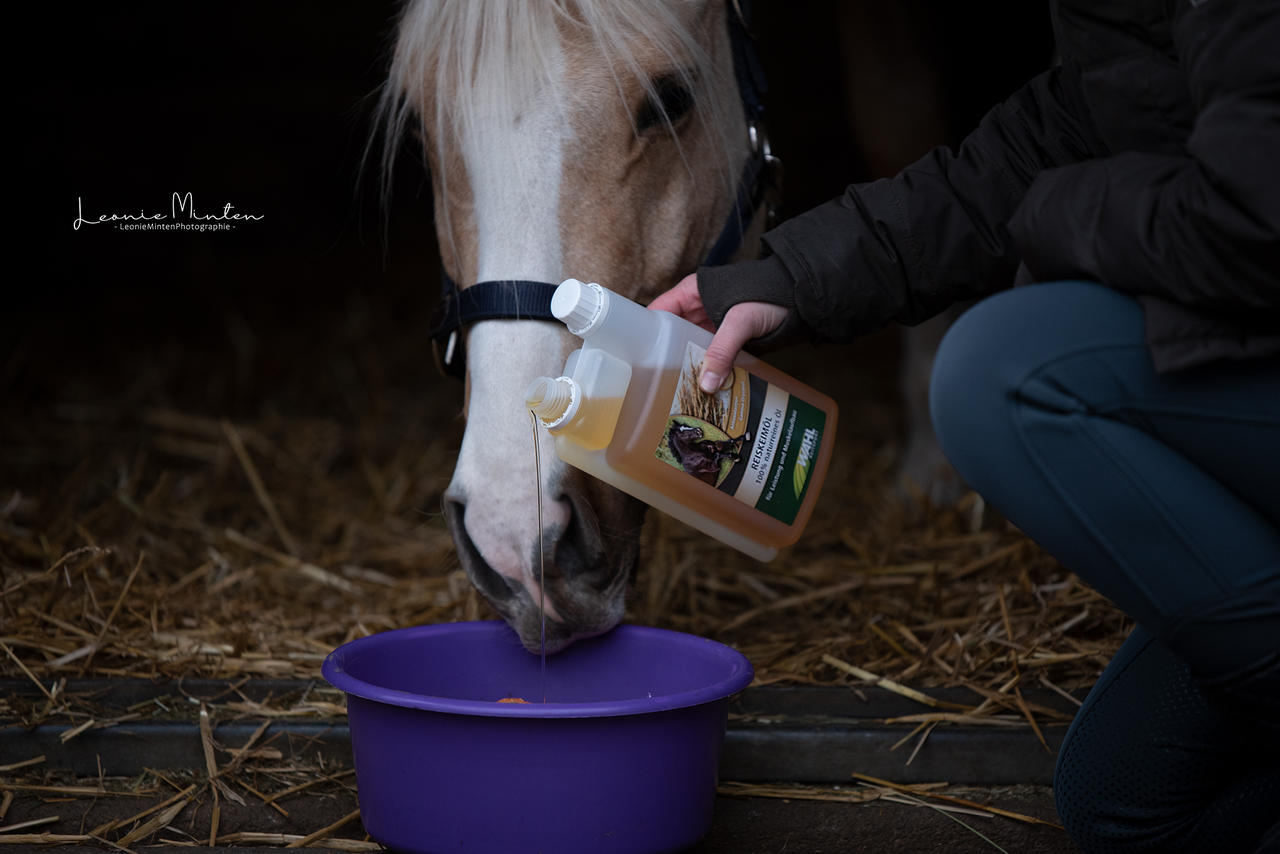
[1052,707,1180,854]
[1052,749,1145,854]
[928,282,1142,482]
[1053,742,1104,853]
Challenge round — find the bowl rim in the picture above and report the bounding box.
[322,621,754,719]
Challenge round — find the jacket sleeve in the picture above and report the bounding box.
[698,64,1105,344]
[1009,0,1280,313]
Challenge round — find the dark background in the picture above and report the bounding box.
[8,1,1053,422]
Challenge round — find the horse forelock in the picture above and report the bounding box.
[376,0,739,252]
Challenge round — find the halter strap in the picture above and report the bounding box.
[428,1,779,378]
[429,280,560,377]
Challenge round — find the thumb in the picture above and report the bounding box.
[698,302,787,393]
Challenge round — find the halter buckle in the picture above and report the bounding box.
[748,119,784,229]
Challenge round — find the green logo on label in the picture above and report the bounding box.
[793,427,819,498]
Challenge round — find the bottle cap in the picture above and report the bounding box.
[525,375,580,430]
[552,279,605,336]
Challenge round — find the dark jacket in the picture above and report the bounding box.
[699,0,1280,372]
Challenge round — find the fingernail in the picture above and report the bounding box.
[699,370,723,393]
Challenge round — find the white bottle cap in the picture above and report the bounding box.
[525,375,580,430]
[552,279,605,337]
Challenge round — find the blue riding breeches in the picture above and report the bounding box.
[929,282,1280,854]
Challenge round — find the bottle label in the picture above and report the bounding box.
[654,341,826,524]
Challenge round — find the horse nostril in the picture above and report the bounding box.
[531,493,570,557]
[442,496,520,604]
[551,492,605,583]
[543,493,573,533]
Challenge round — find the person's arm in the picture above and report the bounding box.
[698,64,1105,344]
[651,63,1104,386]
[1010,1,1280,312]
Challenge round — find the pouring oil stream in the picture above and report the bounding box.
[530,409,547,703]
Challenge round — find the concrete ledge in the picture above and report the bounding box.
[2,679,1078,784]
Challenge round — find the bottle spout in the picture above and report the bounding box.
[525,375,580,429]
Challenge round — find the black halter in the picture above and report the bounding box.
[428,1,780,378]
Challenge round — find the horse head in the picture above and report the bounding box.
[381,0,766,651]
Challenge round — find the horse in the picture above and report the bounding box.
[376,0,778,653]
[376,0,961,653]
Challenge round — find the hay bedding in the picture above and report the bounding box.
[1,395,1127,714]
[0,330,1127,847]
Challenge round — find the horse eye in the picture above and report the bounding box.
[635,75,695,133]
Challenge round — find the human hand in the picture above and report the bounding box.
[648,273,789,393]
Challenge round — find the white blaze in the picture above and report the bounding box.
[447,36,571,616]
[462,45,567,283]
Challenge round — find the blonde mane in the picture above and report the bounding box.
[374,0,740,242]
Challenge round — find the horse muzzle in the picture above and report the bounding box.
[442,481,639,654]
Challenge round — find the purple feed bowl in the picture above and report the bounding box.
[321,620,753,854]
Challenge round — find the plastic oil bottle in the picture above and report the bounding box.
[525,279,837,561]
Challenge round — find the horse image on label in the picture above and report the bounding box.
[660,416,747,488]
[665,419,747,486]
